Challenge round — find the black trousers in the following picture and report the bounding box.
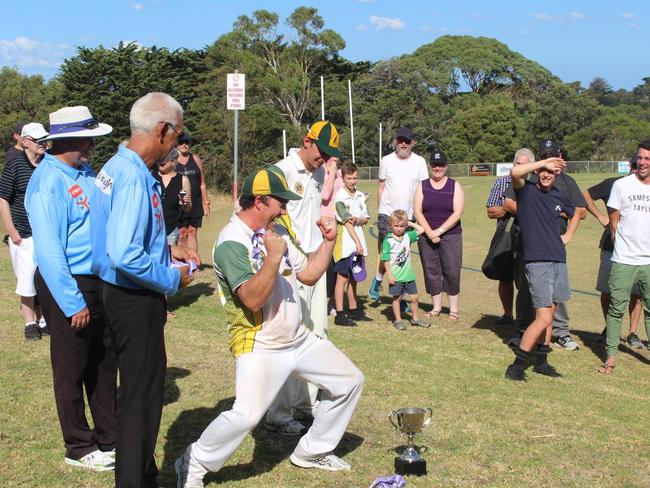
[102,281,167,488]
[34,269,117,460]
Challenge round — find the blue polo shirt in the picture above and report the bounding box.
[516,180,575,263]
[25,152,95,316]
[90,145,180,295]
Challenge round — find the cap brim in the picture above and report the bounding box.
[39,123,113,142]
[315,139,341,158]
[271,190,302,201]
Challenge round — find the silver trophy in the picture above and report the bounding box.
[389,407,432,476]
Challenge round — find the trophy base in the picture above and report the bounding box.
[395,457,427,476]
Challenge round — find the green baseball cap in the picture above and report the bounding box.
[241,168,302,200]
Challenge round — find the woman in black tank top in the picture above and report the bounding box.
[153,150,191,245]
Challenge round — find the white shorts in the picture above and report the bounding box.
[9,237,37,297]
[597,250,640,295]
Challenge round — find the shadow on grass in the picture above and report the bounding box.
[168,282,215,312]
[470,314,518,345]
[574,328,650,365]
[160,397,364,485]
[164,367,191,406]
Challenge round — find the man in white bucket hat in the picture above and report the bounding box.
[0,122,49,340]
[25,106,118,472]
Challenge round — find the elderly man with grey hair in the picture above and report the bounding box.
[91,92,200,488]
[485,148,535,325]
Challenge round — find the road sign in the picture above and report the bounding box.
[227,73,245,110]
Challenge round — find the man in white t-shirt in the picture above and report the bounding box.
[265,121,342,434]
[599,140,650,374]
[368,126,429,301]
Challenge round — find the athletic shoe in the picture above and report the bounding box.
[392,320,407,331]
[507,330,524,347]
[39,324,50,337]
[368,278,381,301]
[347,308,367,321]
[334,313,357,327]
[175,449,205,488]
[263,418,307,437]
[533,363,562,378]
[553,335,580,351]
[626,333,644,349]
[410,319,431,328]
[495,315,514,326]
[400,299,411,314]
[504,364,526,381]
[290,453,351,471]
[24,322,41,341]
[102,448,116,463]
[65,449,115,471]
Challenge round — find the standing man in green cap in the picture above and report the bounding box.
[264,120,344,435]
[175,168,364,486]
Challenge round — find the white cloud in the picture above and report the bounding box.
[355,24,368,31]
[131,3,144,11]
[621,12,635,19]
[369,15,405,30]
[530,11,586,23]
[0,37,72,70]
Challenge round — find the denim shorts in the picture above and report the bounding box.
[525,261,571,308]
[388,280,418,297]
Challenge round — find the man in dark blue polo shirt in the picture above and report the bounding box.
[505,156,576,381]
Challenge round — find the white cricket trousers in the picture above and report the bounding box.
[187,332,364,475]
[266,274,328,423]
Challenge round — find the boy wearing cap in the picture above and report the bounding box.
[333,162,369,326]
[369,126,429,303]
[0,122,49,340]
[175,168,363,486]
[265,120,342,434]
[25,107,118,471]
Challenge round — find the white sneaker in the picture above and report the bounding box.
[65,449,115,471]
[174,447,205,488]
[290,453,351,471]
[553,335,580,351]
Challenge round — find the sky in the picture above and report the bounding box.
[2,0,647,90]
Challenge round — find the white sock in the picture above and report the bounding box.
[375,273,384,282]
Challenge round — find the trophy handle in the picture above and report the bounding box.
[423,408,432,427]
[388,411,400,430]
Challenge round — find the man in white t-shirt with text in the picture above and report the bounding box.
[369,126,429,302]
[599,139,650,374]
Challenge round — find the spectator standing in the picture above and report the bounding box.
[485,149,534,324]
[598,140,650,374]
[583,162,642,347]
[333,162,369,326]
[0,122,48,340]
[504,140,586,351]
[265,121,342,434]
[4,121,27,168]
[90,92,198,487]
[153,148,191,246]
[176,133,209,252]
[25,106,117,471]
[381,210,429,331]
[505,156,576,381]
[369,127,429,302]
[175,168,363,486]
[320,157,343,315]
[413,149,464,320]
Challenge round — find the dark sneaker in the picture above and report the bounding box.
[495,315,514,326]
[39,324,50,337]
[553,335,580,351]
[347,308,367,321]
[626,333,644,349]
[24,322,41,341]
[368,278,381,301]
[507,330,524,347]
[334,313,357,327]
[533,363,562,377]
[263,418,307,437]
[505,364,526,381]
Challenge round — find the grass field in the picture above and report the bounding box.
[1,173,649,488]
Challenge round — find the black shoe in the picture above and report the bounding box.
[39,324,50,337]
[533,363,562,378]
[505,364,526,381]
[334,313,357,327]
[24,322,41,341]
[347,308,367,321]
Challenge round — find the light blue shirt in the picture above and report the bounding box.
[25,152,95,317]
[90,145,180,294]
